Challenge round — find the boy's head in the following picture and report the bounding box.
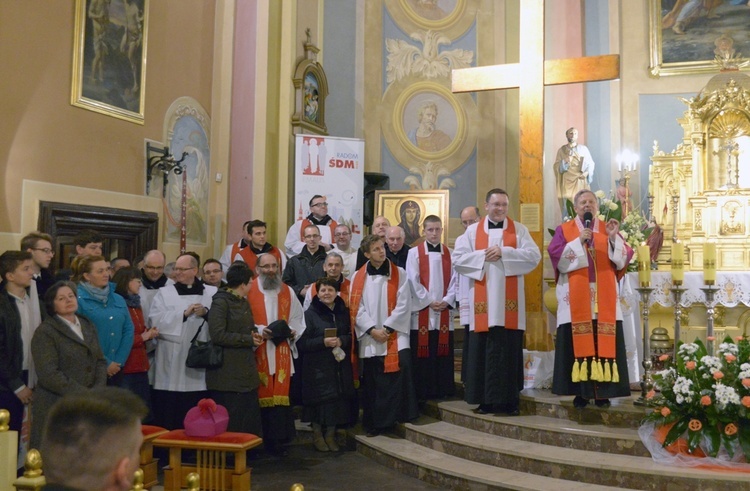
[0,251,34,288]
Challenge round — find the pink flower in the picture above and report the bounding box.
[701,395,712,406]
[707,336,716,341]
[713,371,724,380]
[743,378,750,388]
[646,390,656,400]
[660,407,671,417]
[742,396,750,408]
[685,361,696,370]
[725,354,737,363]
[659,354,670,361]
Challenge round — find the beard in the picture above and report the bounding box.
[260,272,282,291]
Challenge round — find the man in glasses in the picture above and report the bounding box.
[330,224,357,279]
[284,195,338,257]
[282,225,328,303]
[149,253,216,429]
[21,231,56,298]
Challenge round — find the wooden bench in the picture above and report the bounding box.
[140,425,169,488]
[153,429,262,491]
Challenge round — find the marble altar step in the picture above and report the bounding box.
[354,433,622,491]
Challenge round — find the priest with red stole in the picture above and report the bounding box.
[548,189,632,409]
[405,215,457,401]
[219,219,286,272]
[285,195,338,257]
[453,188,541,416]
[351,234,417,436]
[248,253,305,456]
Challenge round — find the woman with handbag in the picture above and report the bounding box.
[297,277,356,452]
[206,261,264,436]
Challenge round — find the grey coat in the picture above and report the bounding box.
[30,315,107,448]
[205,289,260,392]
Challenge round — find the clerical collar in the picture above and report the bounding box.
[250,242,272,255]
[488,220,504,229]
[174,279,205,296]
[141,272,168,290]
[307,213,332,225]
[367,260,391,276]
[426,242,441,253]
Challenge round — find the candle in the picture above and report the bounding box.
[637,245,651,286]
[704,243,717,284]
[671,242,684,284]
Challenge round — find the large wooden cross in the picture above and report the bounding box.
[452,0,619,347]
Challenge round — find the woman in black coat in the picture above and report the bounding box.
[298,277,355,452]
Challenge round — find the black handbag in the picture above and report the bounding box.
[186,320,223,369]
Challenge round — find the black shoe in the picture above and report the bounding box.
[474,404,493,414]
[573,396,589,409]
[504,407,520,416]
[366,429,381,437]
[595,399,611,408]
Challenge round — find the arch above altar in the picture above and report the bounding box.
[650,66,750,271]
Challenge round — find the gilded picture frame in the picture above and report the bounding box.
[649,0,750,78]
[71,0,148,124]
[375,190,450,246]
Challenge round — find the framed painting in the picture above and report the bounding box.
[649,0,750,77]
[292,30,329,135]
[71,0,148,124]
[375,190,449,246]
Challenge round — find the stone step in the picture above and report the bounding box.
[436,400,649,457]
[403,419,750,490]
[355,433,624,491]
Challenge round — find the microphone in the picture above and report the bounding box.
[583,211,593,246]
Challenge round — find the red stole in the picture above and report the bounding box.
[417,242,451,358]
[299,218,338,241]
[310,278,350,307]
[231,242,283,271]
[349,261,400,373]
[248,278,293,407]
[561,219,618,361]
[474,217,519,332]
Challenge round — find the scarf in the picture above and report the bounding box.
[140,273,167,290]
[417,242,451,358]
[248,278,293,407]
[123,293,141,308]
[79,281,110,304]
[300,214,338,241]
[309,276,350,307]
[349,261,400,373]
[474,217,518,332]
[561,219,620,383]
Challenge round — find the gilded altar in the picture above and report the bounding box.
[650,68,750,271]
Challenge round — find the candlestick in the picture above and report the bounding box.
[637,245,651,286]
[671,242,684,285]
[701,286,717,356]
[703,243,716,285]
[671,286,686,360]
[634,287,655,407]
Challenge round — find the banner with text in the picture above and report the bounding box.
[294,134,365,247]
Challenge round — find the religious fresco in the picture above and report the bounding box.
[374,0,483,219]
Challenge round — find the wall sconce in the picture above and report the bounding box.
[146,142,188,198]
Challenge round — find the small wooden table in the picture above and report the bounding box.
[140,425,169,489]
[153,429,262,491]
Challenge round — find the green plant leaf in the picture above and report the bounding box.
[687,425,703,453]
[739,423,750,461]
[664,418,689,448]
[703,424,721,458]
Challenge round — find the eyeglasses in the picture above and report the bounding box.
[173,267,196,273]
[304,234,321,239]
[311,202,328,207]
[334,232,350,237]
[32,248,55,255]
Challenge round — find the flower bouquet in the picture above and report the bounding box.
[642,336,750,464]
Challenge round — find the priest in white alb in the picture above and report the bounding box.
[149,253,217,429]
[405,214,457,401]
[351,234,418,436]
[453,188,541,416]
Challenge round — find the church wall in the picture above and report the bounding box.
[322,0,359,139]
[0,1,216,259]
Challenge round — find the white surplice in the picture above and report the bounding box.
[405,242,457,331]
[253,282,304,376]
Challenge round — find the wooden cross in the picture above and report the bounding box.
[452,0,620,343]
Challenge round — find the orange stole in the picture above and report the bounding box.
[299,218,338,241]
[474,217,519,332]
[310,278,350,307]
[231,242,283,271]
[349,261,400,373]
[417,243,452,358]
[560,220,618,361]
[248,279,293,407]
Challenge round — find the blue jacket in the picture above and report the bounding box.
[76,282,134,366]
